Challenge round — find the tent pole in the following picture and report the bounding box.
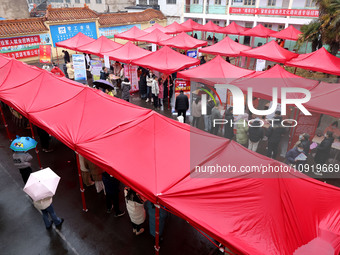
[167,75,170,110]
[0,103,11,141]
[75,152,88,212]
[154,204,160,255]
[55,47,59,65]
[294,67,297,74]
[252,58,256,70]
[28,122,42,169]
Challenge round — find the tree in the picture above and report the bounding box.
[299,0,340,55]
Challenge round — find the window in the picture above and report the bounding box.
[96,0,102,3]
[85,0,90,3]
[193,0,199,4]
[263,23,272,29]
[267,0,276,6]
[66,0,71,3]
[278,25,284,31]
[243,0,255,5]
[75,0,80,3]
[305,0,316,7]
[150,0,158,5]
[215,0,222,4]
[139,0,147,4]
[212,20,219,25]
[167,0,176,4]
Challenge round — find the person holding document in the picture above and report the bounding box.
[285,143,307,168]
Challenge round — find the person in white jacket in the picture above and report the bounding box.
[124,187,146,235]
[33,196,64,230]
[151,75,159,109]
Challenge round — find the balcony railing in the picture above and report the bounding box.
[184,4,204,13]
[207,5,228,14]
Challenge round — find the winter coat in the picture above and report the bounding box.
[301,139,311,156]
[286,147,305,165]
[66,63,74,79]
[191,101,202,118]
[13,152,33,169]
[211,107,222,121]
[51,66,65,77]
[314,137,334,164]
[100,70,109,80]
[175,93,189,111]
[207,100,215,115]
[121,81,131,100]
[158,82,164,99]
[33,197,53,210]
[151,79,159,95]
[248,121,264,142]
[266,126,285,144]
[236,120,249,145]
[124,189,146,225]
[102,172,120,195]
[139,75,147,95]
[146,75,153,87]
[224,112,234,139]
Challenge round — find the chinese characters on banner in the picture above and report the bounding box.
[0,35,40,47]
[3,49,39,59]
[39,45,52,63]
[172,80,191,115]
[229,7,319,17]
[99,24,142,39]
[124,65,139,93]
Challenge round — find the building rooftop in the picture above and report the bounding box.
[45,5,98,22]
[99,9,166,27]
[0,17,48,37]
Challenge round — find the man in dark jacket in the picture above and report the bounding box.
[300,133,311,156]
[224,107,234,139]
[266,122,285,159]
[175,90,189,123]
[100,67,109,80]
[286,143,306,166]
[248,119,264,152]
[62,50,70,63]
[102,172,125,217]
[314,131,334,164]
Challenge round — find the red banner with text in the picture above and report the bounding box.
[3,49,39,59]
[39,45,52,63]
[229,7,319,17]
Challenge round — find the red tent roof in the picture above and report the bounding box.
[199,36,251,57]
[218,21,248,35]
[181,19,202,30]
[231,64,319,100]
[285,47,340,76]
[241,24,275,38]
[102,41,151,63]
[165,21,192,34]
[136,28,172,44]
[304,82,340,118]
[76,36,122,57]
[143,23,170,33]
[159,32,207,50]
[114,26,148,41]
[271,25,302,41]
[131,46,200,74]
[199,21,221,32]
[55,32,96,51]
[240,40,298,63]
[177,55,255,85]
[1,54,340,255]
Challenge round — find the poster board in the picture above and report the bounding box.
[72,54,87,81]
[124,65,139,93]
[90,60,102,81]
[39,45,51,63]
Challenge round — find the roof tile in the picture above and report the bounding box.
[0,18,48,37]
[99,9,166,27]
[46,6,98,22]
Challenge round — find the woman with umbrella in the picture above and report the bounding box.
[11,136,37,184]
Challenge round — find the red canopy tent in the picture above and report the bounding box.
[131,46,200,74]
[135,28,172,45]
[177,55,255,85]
[230,64,319,100]
[143,23,170,34]
[181,19,202,31]
[1,54,340,255]
[285,47,340,76]
[241,24,275,38]
[55,32,96,51]
[164,21,192,34]
[114,26,148,41]
[304,82,340,118]
[159,32,207,50]
[199,36,251,57]
[218,21,248,35]
[101,41,151,63]
[240,40,298,63]
[199,21,221,33]
[76,36,122,57]
[270,25,302,41]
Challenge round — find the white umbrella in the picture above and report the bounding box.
[23,168,61,201]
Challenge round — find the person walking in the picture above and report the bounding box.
[314,131,334,164]
[146,71,153,103]
[139,69,147,99]
[33,196,64,230]
[62,50,70,63]
[266,122,285,159]
[175,90,189,123]
[235,114,249,147]
[158,77,164,110]
[124,187,146,235]
[204,98,215,132]
[191,97,202,128]
[13,150,33,184]
[145,201,167,241]
[66,62,74,80]
[121,78,131,102]
[224,107,234,139]
[211,103,222,135]
[151,75,159,109]
[36,127,53,153]
[248,118,264,152]
[102,172,125,217]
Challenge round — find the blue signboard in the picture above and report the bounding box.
[187,50,197,58]
[99,24,141,39]
[73,54,87,81]
[50,22,97,47]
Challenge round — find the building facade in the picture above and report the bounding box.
[0,0,30,19]
[28,0,135,13]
